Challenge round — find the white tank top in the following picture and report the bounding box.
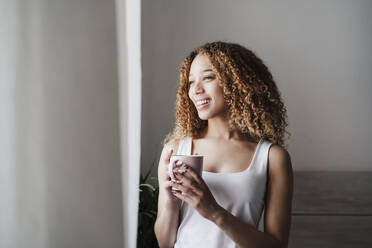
[174,137,273,248]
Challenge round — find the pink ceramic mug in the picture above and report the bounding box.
[168,155,203,192]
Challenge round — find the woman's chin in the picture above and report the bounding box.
[198,111,212,120]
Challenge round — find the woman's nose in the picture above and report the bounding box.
[194,80,204,94]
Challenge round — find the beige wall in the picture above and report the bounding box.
[141,0,372,172]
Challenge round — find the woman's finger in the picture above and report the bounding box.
[165,148,173,163]
[174,172,203,195]
[185,166,203,184]
[174,172,193,186]
[164,180,181,189]
[173,190,192,204]
[171,181,198,197]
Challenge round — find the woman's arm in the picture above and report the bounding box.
[172,144,293,248]
[154,142,182,248]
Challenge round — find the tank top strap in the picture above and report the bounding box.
[250,139,273,174]
[176,136,192,155]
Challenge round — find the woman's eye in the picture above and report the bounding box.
[188,76,213,85]
[204,76,214,80]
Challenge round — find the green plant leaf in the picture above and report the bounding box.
[141,211,156,220]
[149,210,157,215]
[139,183,156,191]
[137,156,160,248]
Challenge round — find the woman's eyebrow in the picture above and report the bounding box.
[189,69,214,77]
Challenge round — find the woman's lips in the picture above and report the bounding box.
[196,100,210,110]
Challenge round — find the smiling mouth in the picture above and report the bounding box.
[196,99,211,109]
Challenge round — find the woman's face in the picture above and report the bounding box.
[188,54,227,120]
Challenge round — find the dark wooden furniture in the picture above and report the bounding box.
[290,171,372,247]
[258,171,372,247]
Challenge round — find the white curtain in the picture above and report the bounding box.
[0,0,141,247]
[116,0,142,247]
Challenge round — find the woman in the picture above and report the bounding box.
[154,41,293,248]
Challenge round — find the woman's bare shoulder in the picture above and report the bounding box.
[161,138,182,157]
[268,144,293,177]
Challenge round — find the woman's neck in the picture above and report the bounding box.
[200,124,256,143]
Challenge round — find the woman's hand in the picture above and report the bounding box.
[160,148,182,209]
[171,164,223,221]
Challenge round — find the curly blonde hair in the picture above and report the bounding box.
[162,41,290,148]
